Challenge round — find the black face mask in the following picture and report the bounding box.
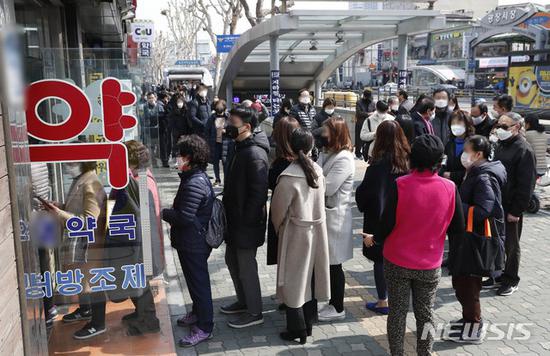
[225,125,242,139]
[320,136,330,148]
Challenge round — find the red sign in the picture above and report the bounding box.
[25,78,137,189]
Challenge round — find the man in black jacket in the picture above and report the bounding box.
[492,114,536,296]
[221,107,269,328]
[412,98,436,138]
[188,84,211,138]
[432,88,452,146]
[471,102,495,138]
[355,88,376,159]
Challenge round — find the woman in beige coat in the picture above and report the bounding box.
[271,128,330,344]
[46,161,107,335]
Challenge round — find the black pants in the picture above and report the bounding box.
[212,142,225,182]
[452,275,482,323]
[502,215,523,286]
[286,300,316,333]
[329,264,345,313]
[159,123,171,164]
[177,249,214,333]
[354,118,365,158]
[225,244,262,315]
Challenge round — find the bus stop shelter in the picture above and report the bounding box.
[217,9,446,111]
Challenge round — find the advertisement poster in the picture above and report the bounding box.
[509,65,550,109]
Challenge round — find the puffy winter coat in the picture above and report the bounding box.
[162,169,214,253]
[188,97,211,137]
[223,131,270,248]
[290,103,316,130]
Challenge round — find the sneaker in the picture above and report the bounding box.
[220,302,247,315]
[448,322,484,344]
[213,180,221,187]
[178,326,212,347]
[497,284,518,296]
[482,277,502,289]
[62,308,92,323]
[177,312,198,327]
[73,323,106,340]
[227,313,264,329]
[318,304,345,322]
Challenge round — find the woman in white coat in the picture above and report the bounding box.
[316,116,355,321]
[271,128,331,344]
[360,100,395,160]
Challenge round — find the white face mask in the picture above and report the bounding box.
[451,124,466,137]
[435,99,448,109]
[448,105,456,111]
[65,164,81,178]
[489,134,499,143]
[299,96,310,105]
[177,101,184,109]
[199,91,207,98]
[325,108,335,115]
[460,152,473,170]
[496,127,513,141]
[391,105,399,112]
[429,112,436,121]
[472,115,485,125]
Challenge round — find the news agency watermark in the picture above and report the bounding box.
[420,322,533,342]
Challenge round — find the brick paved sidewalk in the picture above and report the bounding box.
[155,163,550,356]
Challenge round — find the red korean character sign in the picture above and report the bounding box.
[26,78,137,189]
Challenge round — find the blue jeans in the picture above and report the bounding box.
[177,250,214,333]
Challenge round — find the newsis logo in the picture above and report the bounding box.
[420,322,533,342]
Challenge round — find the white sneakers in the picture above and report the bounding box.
[318,304,346,322]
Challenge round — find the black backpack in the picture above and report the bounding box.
[205,192,227,248]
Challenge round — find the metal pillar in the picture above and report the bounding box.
[397,34,408,89]
[269,36,280,116]
[226,81,233,109]
[314,80,322,107]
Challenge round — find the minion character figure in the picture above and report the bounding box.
[514,68,539,108]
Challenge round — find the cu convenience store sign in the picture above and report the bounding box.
[25,78,137,189]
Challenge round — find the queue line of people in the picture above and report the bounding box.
[159,87,541,355]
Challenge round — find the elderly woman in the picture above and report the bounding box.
[163,134,215,347]
[364,134,465,355]
[271,128,330,344]
[316,116,355,322]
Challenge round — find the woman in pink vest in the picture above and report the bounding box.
[363,134,465,356]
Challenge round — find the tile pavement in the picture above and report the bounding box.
[153,162,550,356]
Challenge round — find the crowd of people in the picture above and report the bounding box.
[52,81,544,355]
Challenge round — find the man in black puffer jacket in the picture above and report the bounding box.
[221,107,270,329]
[188,84,211,137]
[492,114,536,296]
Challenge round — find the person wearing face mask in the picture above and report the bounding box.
[188,84,211,138]
[311,98,336,148]
[162,135,215,347]
[387,96,400,117]
[470,102,495,138]
[412,97,436,138]
[169,95,192,159]
[439,111,475,187]
[489,114,536,296]
[290,88,316,130]
[156,92,172,167]
[141,92,165,166]
[221,107,270,328]
[355,88,376,159]
[432,88,452,146]
[206,99,230,186]
[493,94,514,119]
[316,117,355,322]
[360,100,395,161]
[447,135,506,344]
[273,98,293,128]
[448,95,460,113]
[44,161,107,339]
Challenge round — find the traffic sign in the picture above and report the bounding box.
[216,35,240,53]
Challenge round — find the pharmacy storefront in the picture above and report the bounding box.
[0,1,177,355]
